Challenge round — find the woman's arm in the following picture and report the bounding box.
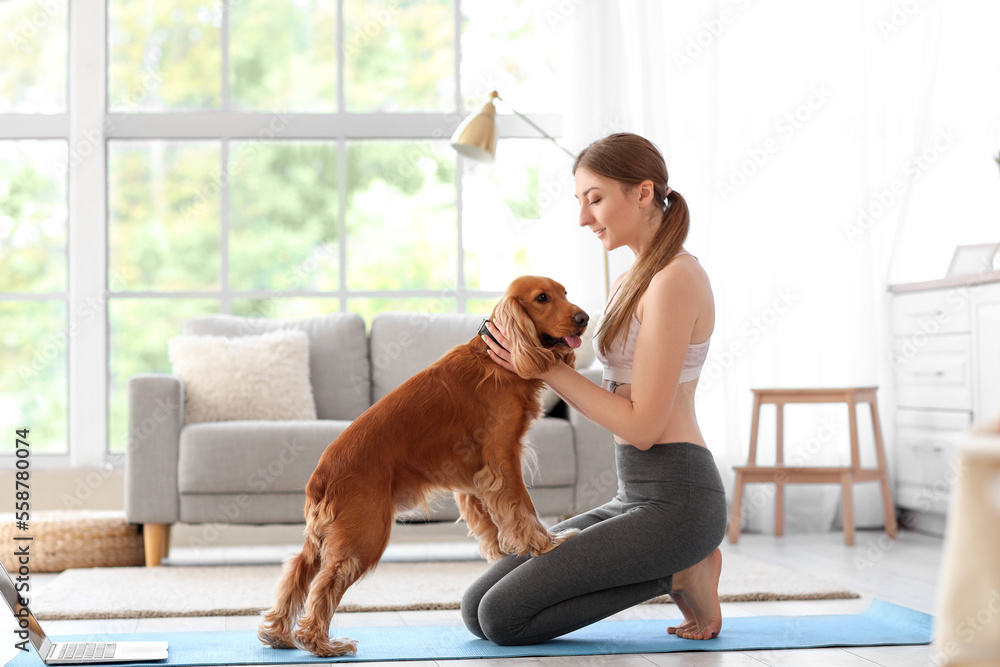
[484,263,701,449]
[546,382,588,417]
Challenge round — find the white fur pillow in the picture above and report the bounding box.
[168,329,317,425]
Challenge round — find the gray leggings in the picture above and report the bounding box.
[461,441,728,646]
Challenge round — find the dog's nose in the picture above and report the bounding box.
[574,311,589,328]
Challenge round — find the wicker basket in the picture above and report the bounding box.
[0,510,145,572]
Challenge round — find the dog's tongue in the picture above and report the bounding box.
[564,335,582,349]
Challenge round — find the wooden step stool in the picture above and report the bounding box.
[728,386,898,546]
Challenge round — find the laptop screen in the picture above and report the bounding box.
[0,562,48,655]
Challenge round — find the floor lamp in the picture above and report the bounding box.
[450,91,611,298]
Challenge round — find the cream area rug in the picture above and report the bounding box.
[31,553,856,620]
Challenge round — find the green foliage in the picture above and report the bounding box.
[345,141,457,290]
[230,142,340,290]
[343,0,453,111]
[504,162,543,220]
[465,298,496,318]
[0,142,67,292]
[0,301,67,454]
[109,142,222,290]
[230,0,337,110]
[0,1,67,112]
[109,0,221,109]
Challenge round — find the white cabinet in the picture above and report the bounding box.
[889,276,1000,527]
[972,282,1000,426]
[893,408,969,514]
[892,334,973,411]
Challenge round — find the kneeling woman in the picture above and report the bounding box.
[469,132,727,645]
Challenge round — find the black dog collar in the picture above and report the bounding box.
[478,319,507,351]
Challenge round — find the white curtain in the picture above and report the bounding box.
[554,0,1000,533]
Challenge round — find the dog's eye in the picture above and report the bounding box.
[536,293,548,303]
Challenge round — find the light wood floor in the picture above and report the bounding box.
[38,527,944,666]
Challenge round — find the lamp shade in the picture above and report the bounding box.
[450,93,498,163]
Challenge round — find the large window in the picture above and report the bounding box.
[1,0,567,461]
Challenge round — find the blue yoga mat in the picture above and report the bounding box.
[7,599,932,666]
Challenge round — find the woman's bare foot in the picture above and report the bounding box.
[666,548,722,640]
[667,594,697,636]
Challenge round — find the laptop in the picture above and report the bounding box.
[1,563,167,664]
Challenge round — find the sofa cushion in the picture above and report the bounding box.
[178,420,351,494]
[178,419,574,495]
[526,417,576,487]
[168,329,317,425]
[183,313,369,421]
[369,313,483,402]
[180,493,306,525]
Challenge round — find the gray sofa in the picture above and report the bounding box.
[124,311,615,566]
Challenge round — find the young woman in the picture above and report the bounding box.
[465,132,727,645]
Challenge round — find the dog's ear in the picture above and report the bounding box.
[493,295,557,379]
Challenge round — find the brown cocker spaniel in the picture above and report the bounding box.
[258,275,589,657]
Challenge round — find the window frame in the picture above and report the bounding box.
[0,0,564,468]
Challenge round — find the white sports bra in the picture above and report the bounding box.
[593,252,710,386]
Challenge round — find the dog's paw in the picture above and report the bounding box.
[257,612,295,649]
[292,627,358,657]
[499,526,579,558]
[555,527,580,542]
[257,625,295,649]
[530,527,579,557]
[478,538,505,563]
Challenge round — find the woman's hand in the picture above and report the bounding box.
[482,320,560,381]
[481,320,521,375]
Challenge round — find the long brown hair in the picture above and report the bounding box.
[574,133,690,357]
